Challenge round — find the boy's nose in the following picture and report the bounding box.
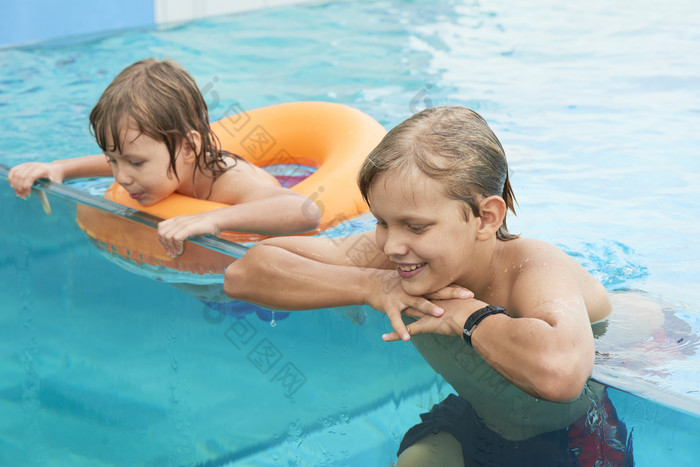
[382,230,409,258]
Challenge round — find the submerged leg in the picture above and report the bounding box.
[396,431,464,467]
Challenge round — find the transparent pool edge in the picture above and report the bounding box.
[0,163,250,260]
[591,367,700,419]
[3,163,699,422]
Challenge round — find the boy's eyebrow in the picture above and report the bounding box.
[398,217,433,224]
[374,212,434,224]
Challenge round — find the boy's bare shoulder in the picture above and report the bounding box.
[505,237,611,320]
[504,237,572,267]
[503,237,593,287]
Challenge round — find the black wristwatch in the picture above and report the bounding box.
[462,305,508,346]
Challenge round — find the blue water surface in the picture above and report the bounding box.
[1,0,699,465]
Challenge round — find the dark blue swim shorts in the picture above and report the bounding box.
[397,392,633,466]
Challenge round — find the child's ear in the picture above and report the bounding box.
[476,196,507,240]
[181,131,202,163]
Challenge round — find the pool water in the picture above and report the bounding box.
[1,0,699,465]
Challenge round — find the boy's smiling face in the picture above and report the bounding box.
[369,169,478,296]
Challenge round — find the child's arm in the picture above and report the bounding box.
[157,163,323,257]
[8,155,112,198]
[156,185,321,258]
[224,233,458,340]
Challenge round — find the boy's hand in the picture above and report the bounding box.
[382,298,487,342]
[365,273,473,342]
[8,162,64,198]
[424,284,474,301]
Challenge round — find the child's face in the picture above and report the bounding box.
[369,170,477,296]
[104,125,190,205]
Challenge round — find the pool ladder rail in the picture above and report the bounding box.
[0,163,249,260]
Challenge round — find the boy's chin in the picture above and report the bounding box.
[400,277,455,299]
[400,280,436,298]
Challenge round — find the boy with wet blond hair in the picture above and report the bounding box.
[225,106,632,466]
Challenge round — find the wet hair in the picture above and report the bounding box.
[89,58,240,196]
[358,106,518,241]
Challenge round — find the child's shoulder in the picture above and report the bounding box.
[505,236,562,256]
[214,157,279,186]
[207,158,282,203]
[503,237,578,272]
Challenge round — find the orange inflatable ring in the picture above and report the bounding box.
[75,101,387,278]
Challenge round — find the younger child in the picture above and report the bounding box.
[9,58,321,258]
[223,106,632,465]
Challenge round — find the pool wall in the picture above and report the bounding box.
[0,184,450,465]
[0,0,313,48]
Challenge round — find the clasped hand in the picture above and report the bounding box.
[367,270,477,342]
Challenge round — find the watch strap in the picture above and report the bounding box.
[462,305,508,346]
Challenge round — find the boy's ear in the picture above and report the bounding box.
[476,196,507,240]
[180,131,202,163]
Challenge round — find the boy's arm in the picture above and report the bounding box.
[225,233,384,309]
[386,251,600,402]
[8,155,112,197]
[470,270,595,402]
[224,233,448,340]
[470,248,610,402]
